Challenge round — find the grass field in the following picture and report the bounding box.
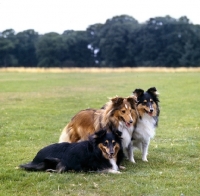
[0,69,200,196]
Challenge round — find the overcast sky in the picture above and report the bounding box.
[0,0,199,34]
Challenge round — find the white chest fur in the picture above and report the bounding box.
[118,121,134,149]
[109,158,118,171]
[134,113,156,140]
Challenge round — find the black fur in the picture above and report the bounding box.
[20,128,124,173]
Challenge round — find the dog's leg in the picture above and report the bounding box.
[99,169,121,174]
[99,159,121,173]
[107,169,121,174]
[56,162,66,173]
[141,139,150,162]
[123,147,129,160]
[46,169,57,173]
[109,158,119,171]
[128,143,136,163]
[119,165,126,170]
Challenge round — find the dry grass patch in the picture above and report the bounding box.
[1,66,200,73]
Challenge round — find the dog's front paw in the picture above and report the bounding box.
[46,169,57,173]
[119,165,126,170]
[109,169,121,174]
[142,158,148,162]
[130,158,136,163]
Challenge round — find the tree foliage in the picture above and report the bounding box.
[15,29,39,67]
[0,29,17,66]
[1,15,200,67]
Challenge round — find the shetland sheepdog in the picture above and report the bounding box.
[20,127,124,174]
[59,96,138,162]
[131,87,160,163]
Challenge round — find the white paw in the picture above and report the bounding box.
[142,158,148,162]
[109,169,121,174]
[119,165,126,170]
[46,169,56,173]
[130,158,136,163]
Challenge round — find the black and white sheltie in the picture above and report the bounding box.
[20,127,124,174]
[131,87,160,163]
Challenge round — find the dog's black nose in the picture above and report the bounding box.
[150,109,154,112]
[129,120,133,124]
[109,148,114,155]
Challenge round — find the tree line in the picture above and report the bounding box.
[1,15,200,67]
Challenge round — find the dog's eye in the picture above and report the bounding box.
[112,141,116,146]
[103,141,108,146]
[151,101,154,104]
[142,102,146,105]
[121,110,125,113]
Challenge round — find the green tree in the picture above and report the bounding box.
[62,30,94,67]
[36,32,64,67]
[87,15,140,67]
[15,29,39,66]
[0,29,17,66]
[128,16,200,67]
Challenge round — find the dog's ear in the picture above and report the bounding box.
[147,87,159,96]
[147,87,160,103]
[133,89,144,98]
[109,125,122,139]
[114,130,122,138]
[101,104,106,109]
[94,129,107,139]
[111,97,124,107]
[127,96,137,109]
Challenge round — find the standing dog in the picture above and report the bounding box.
[20,127,124,174]
[59,96,138,162]
[131,87,160,163]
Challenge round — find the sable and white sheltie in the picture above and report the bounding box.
[131,87,160,163]
[20,127,124,174]
[59,96,138,162]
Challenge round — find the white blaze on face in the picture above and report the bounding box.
[125,104,133,124]
[129,113,133,121]
[126,104,133,120]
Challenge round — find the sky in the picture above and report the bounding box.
[0,0,200,34]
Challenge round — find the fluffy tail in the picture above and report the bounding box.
[20,158,65,173]
[20,162,45,171]
[59,124,72,143]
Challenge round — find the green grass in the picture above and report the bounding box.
[0,71,199,196]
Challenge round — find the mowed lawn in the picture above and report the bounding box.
[0,70,199,196]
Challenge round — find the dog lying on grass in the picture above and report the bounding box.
[59,96,138,163]
[20,126,124,174]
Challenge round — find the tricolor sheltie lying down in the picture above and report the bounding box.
[20,127,124,174]
[59,96,138,163]
[131,87,160,163]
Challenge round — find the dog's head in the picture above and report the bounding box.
[105,96,138,128]
[133,87,160,118]
[92,127,122,160]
